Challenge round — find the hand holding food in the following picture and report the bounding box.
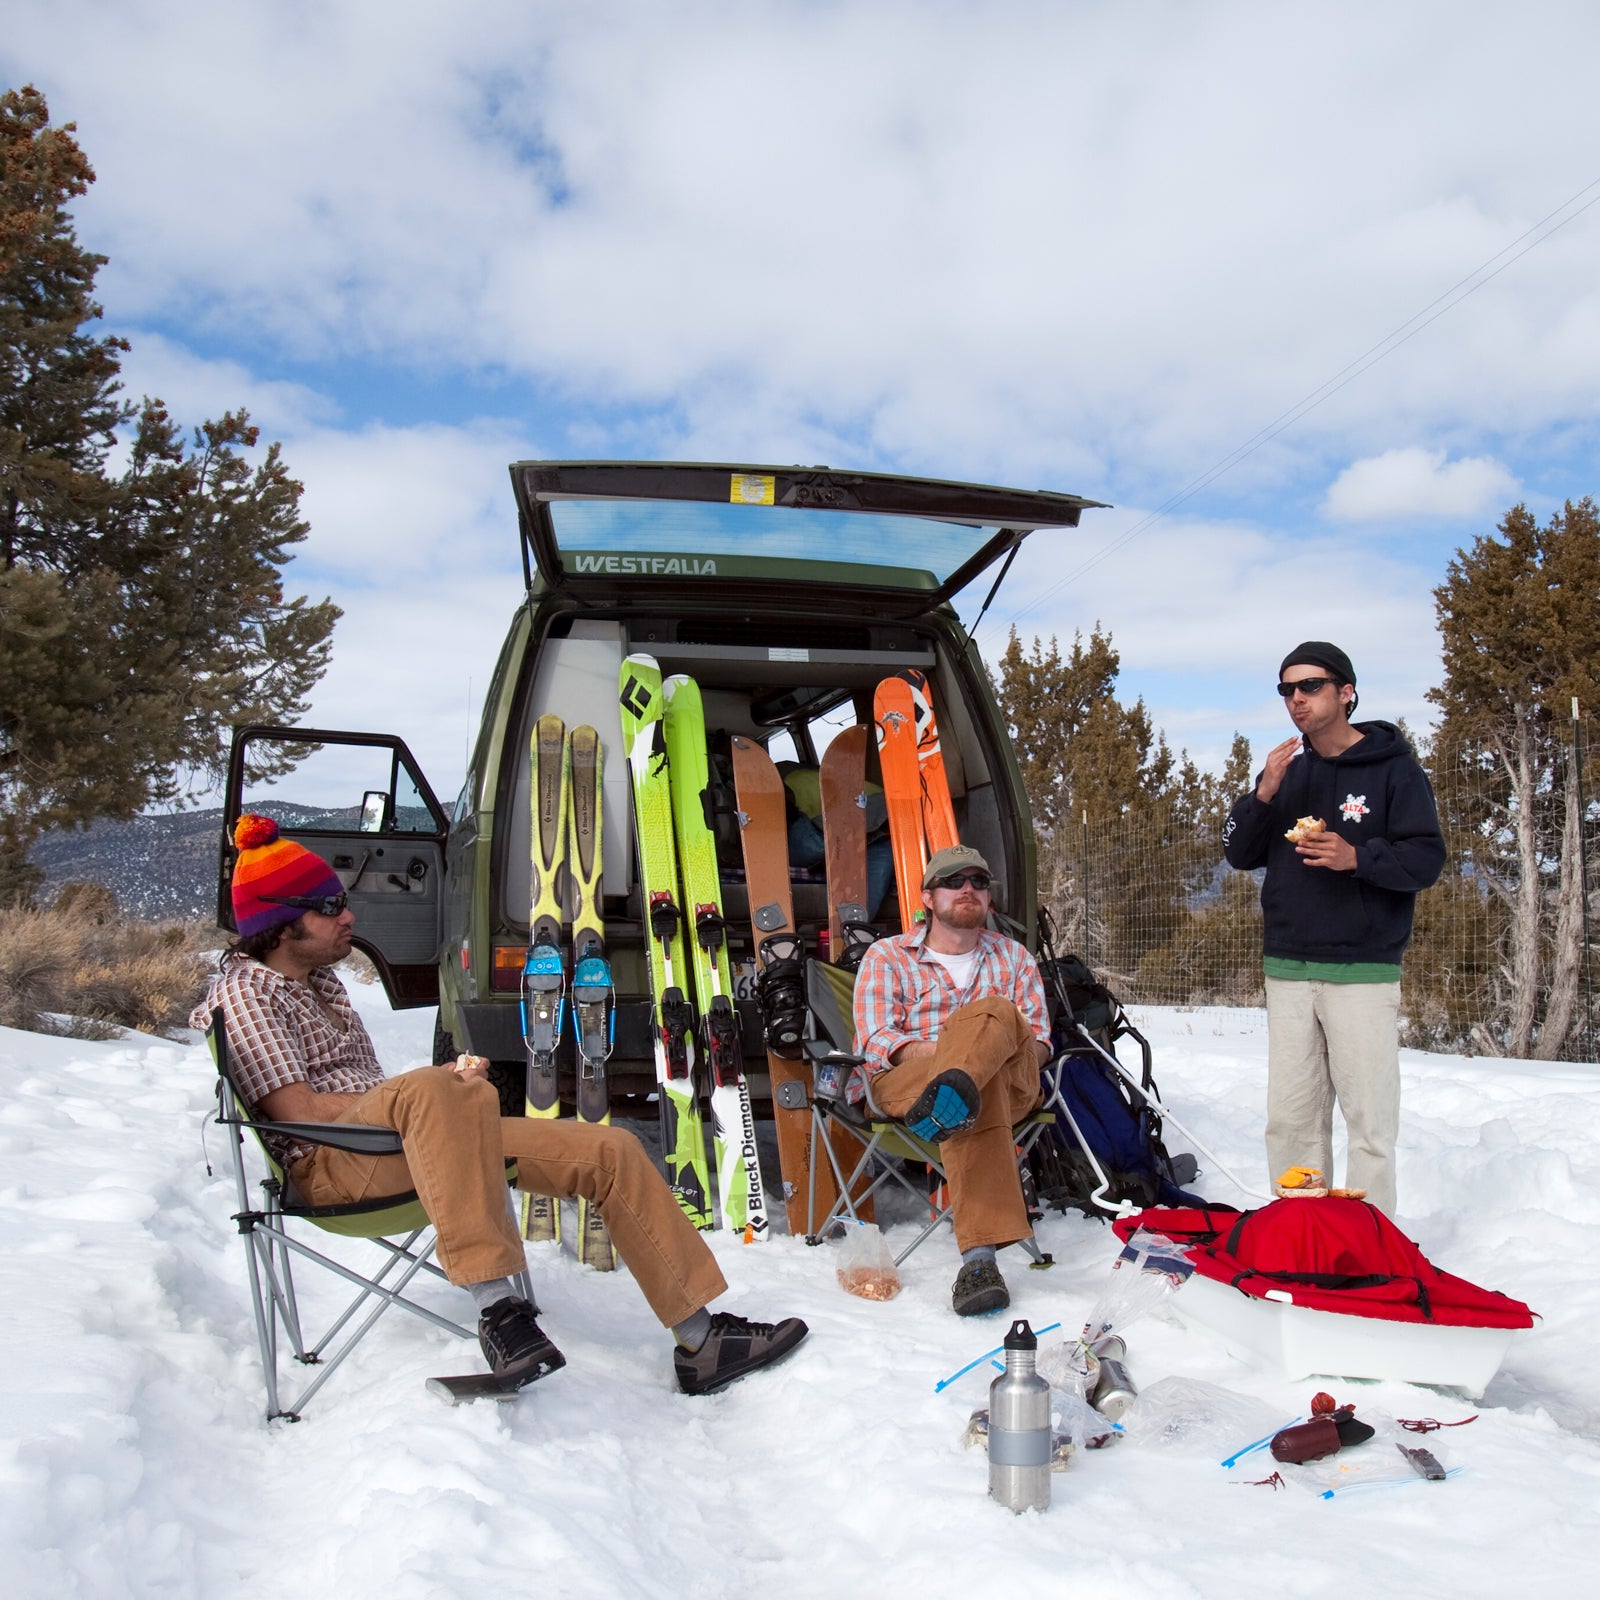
[1284,816,1325,844]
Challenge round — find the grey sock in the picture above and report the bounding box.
[961,1245,997,1267]
[468,1277,520,1313]
[673,1307,713,1351]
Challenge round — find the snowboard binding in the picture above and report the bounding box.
[835,918,878,973]
[756,931,807,1058]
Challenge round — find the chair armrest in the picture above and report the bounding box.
[251,1119,406,1156]
[803,1038,865,1068]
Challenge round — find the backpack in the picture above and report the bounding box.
[1028,944,1205,1216]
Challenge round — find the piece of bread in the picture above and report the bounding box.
[1329,1187,1368,1201]
[1284,816,1326,844]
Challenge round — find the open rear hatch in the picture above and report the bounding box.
[513,461,1108,616]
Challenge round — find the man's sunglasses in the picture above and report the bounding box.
[1276,677,1338,699]
[934,872,992,892]
[262,891,349,917]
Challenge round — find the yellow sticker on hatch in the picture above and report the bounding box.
[730,473,775,505]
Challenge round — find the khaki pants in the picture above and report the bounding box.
[871,997,1042,1253]
[291,1066,728,1327]
[1264,977,1401,1217]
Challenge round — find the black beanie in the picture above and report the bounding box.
[1280,641,1356,686]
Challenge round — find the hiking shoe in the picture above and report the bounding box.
[675,1312,810,1396]
[951,1258,1010,1316]
[477,1296,566,1387]
[904,1069,979,1143]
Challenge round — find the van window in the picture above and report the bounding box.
[548,499,993,586]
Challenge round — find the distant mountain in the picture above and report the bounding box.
[28,804,352,923]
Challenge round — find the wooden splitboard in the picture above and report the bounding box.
[818,726,871,955]
[729,735,824,1237]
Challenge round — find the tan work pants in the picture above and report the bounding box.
[1265,977,1401,1217]
[292,1066,728,1327]
[871,996,1042,1252]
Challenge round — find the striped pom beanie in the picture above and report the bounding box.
[231,815,345,935]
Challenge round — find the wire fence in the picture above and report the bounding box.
[1036,732,1599,1063]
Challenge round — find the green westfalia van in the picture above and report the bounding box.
[218,460,1105,1113]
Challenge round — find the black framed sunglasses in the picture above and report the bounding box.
[1276,676,1338,699]
[934,872,992,892]
[262,891,349,917]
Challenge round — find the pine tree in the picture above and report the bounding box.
[1428,499,1600,1059]
[0,86,339,904]
[0,84,129,571]
[993,626,1251,988]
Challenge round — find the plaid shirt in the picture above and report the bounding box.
[192,955,385,1169]
[850,926,1051,1099]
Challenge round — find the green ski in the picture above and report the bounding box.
[520,713,568,1244]
[618,654,713,1229]
[663,674,769,1242]
[568,724,618,1270]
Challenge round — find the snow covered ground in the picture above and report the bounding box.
[3,992,1598,1599]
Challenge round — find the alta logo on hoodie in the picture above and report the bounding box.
[1340,794,1370,823]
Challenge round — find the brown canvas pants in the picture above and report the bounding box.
[290,1066,728,1327]
[871,996,1042,1252]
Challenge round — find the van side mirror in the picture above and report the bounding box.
[359,791,389,832]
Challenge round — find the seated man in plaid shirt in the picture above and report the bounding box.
[852,845,1052,1316]
[195,816,807,1397]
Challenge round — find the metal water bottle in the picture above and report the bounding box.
[987,1319,1052,1513]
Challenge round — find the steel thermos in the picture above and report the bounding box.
[987,1319,1052,1512]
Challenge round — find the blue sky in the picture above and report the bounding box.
[8,0,1600,801]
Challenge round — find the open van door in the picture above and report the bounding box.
[218,726,448,1007]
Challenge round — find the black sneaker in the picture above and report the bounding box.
[477,1296,566,1387]
[951,1258,1010,1316]
[674,1312,809,1395]
[904,1069,979,1143]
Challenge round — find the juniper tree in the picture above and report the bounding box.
[993,626,1248,984]
[0,86,338,905]
[1428,499,1600,1059]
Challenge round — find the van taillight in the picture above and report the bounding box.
[491,946,526,991]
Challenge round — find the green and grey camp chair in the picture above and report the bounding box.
[206,1008,526,1420]
[799,962,1060,1268]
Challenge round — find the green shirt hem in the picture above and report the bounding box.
[1263,958,1401,985]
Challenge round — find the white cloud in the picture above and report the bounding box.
[7,1,1600,492]
[969,508,1442,773]
[1322,448,1520,522]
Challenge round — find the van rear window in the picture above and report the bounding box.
[547,499,995,586]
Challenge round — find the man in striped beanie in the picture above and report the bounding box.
[194,816,807,1398]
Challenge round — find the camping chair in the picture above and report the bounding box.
[206,1008,528,1420]
[799,961,1060,1269]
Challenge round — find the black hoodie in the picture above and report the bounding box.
[1222,721,1445,965]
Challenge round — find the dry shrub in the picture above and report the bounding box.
[0,910,77,1030]
[0,897,213,1038]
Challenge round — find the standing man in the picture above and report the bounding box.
[195,816,807,1396]
[1223,643,1444,1216]
[852,845,1053,1316]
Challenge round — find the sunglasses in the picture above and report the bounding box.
[262,891,349,917]
[1276,677,1338,699]
[933,872,992,892]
